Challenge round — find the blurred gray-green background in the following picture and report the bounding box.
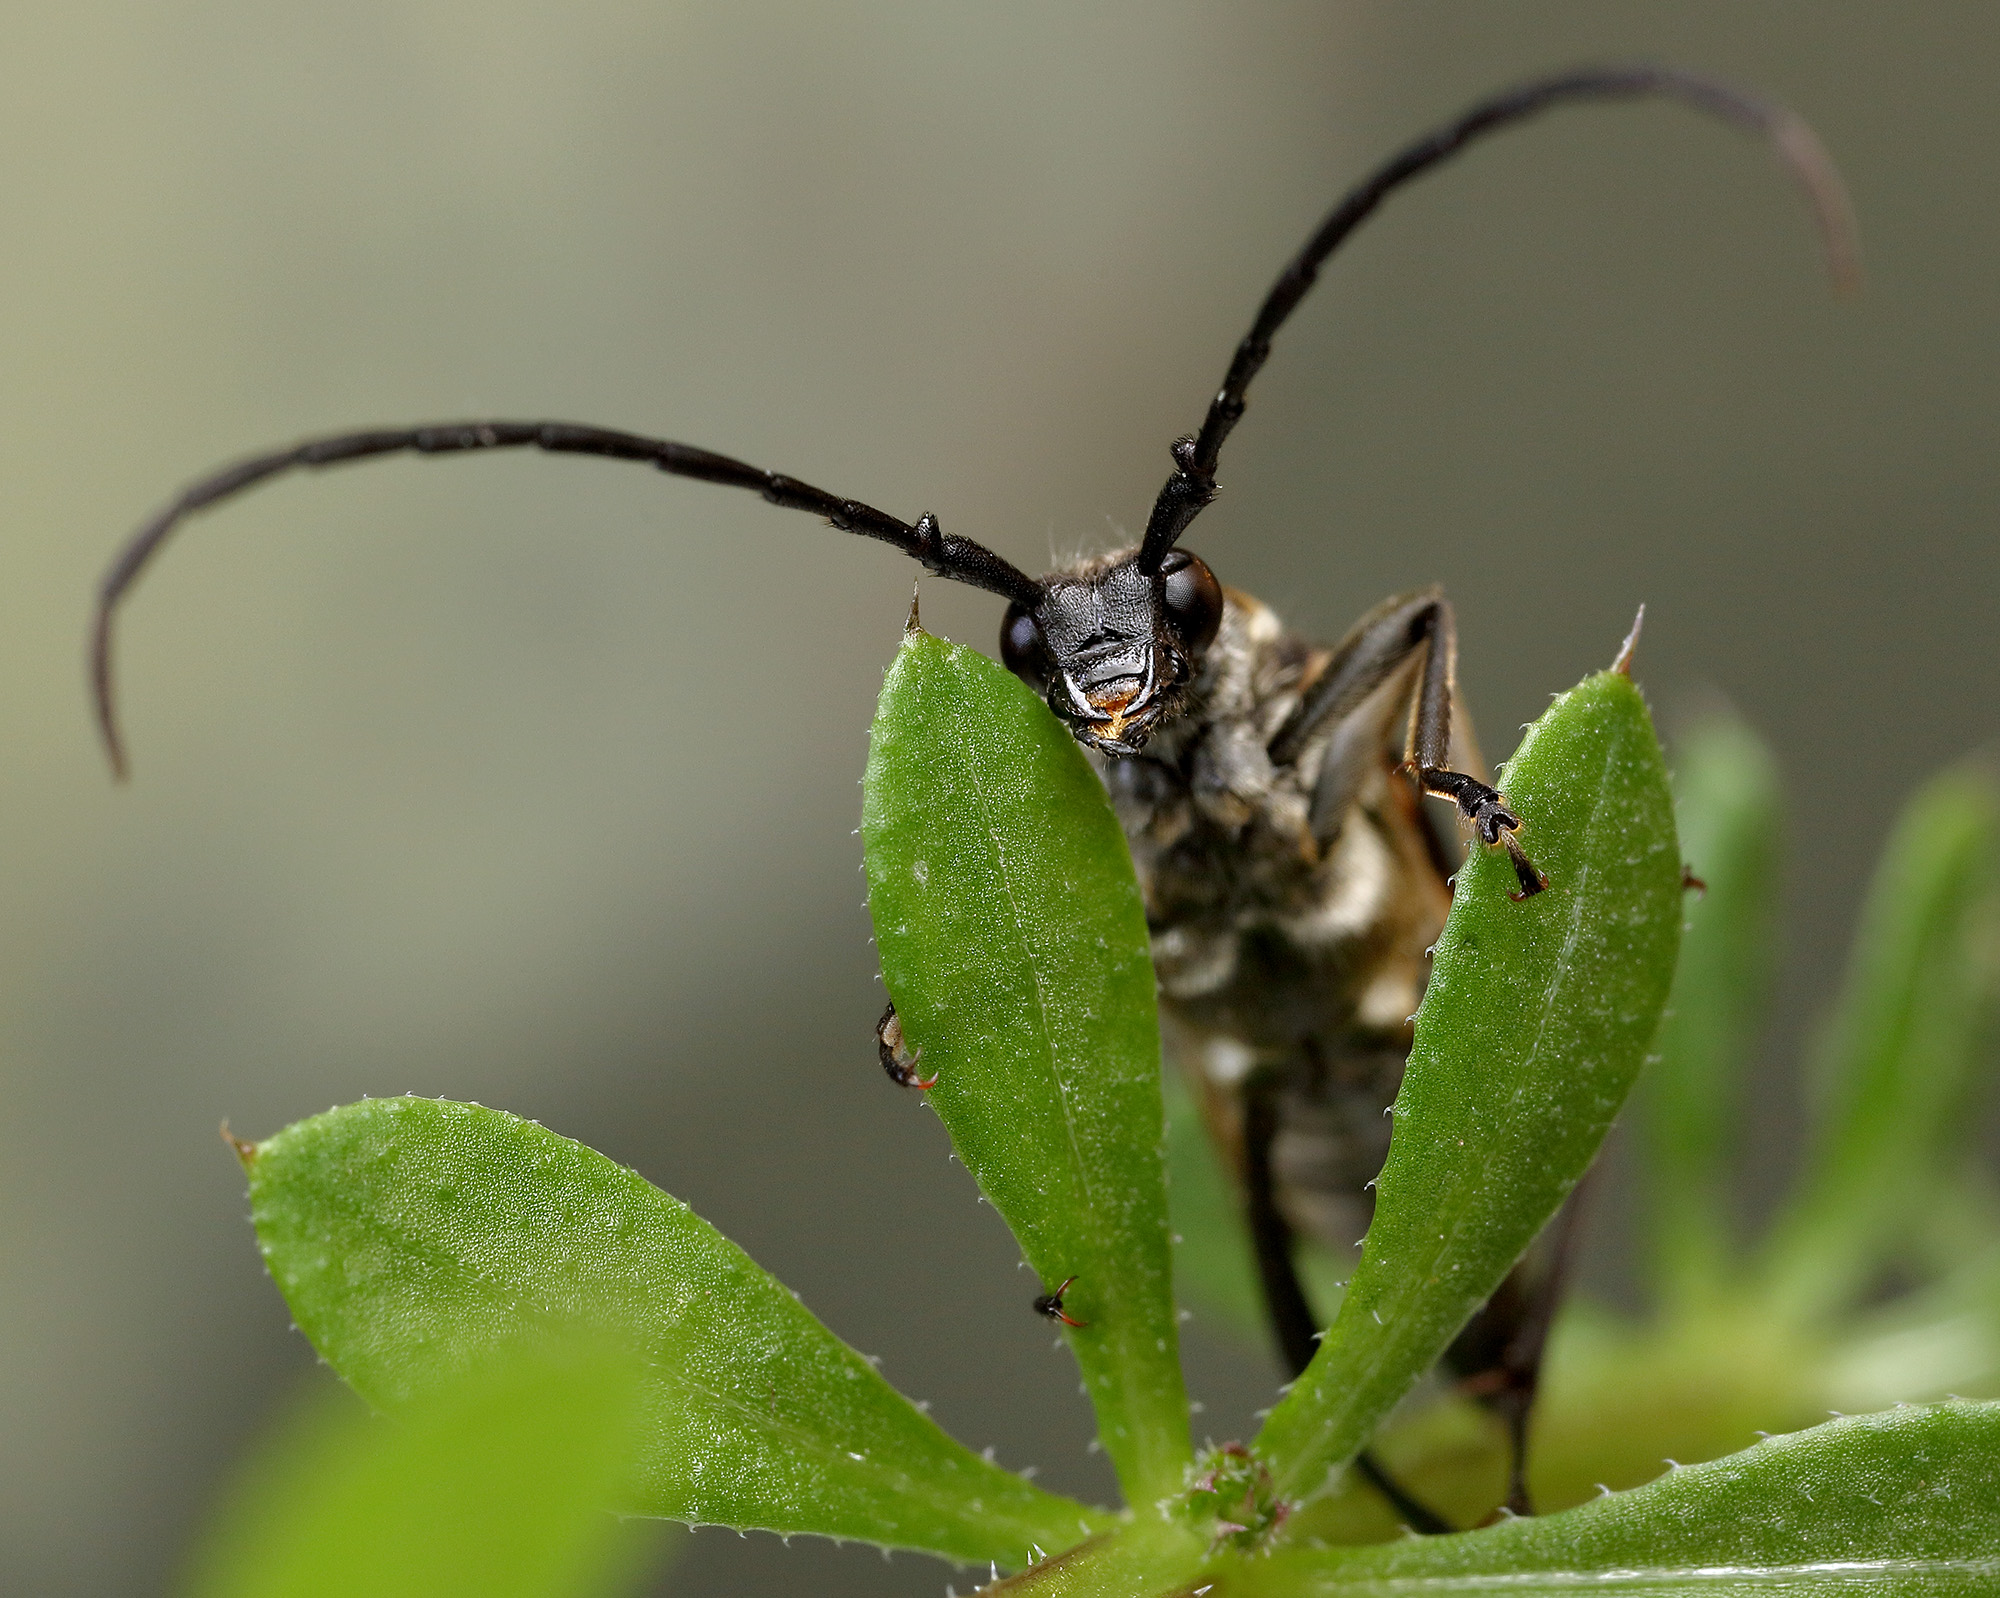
[1,4,1994,1594]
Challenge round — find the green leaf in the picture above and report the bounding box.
[1247,1402,2000,1595]
[242,1097,1104,1567]
[1763,765,2000,1321]
[1254,666,1683,1501]
[185,1348,667,1598]
[861,628,1192,1505]
[1641,711,1782,1309]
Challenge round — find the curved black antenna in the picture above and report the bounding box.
[1135,63,1860,573]
[90,420,1042,776]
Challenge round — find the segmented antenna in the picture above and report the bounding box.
[90,422,1041,775]
[1135,64,1860,572]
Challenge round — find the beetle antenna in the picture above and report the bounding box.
[1136,63,1860,572]
[88,422,1043,777]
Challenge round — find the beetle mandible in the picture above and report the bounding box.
[89,64,1854,1529]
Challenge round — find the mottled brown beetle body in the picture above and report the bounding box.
[1098,586,1464,1269]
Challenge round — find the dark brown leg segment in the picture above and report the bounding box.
[1270,589,1546,898]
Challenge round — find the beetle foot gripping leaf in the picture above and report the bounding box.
[877,1001,939,1089]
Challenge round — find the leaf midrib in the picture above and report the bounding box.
[1303,1554,2000,1592]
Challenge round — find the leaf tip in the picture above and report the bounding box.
[1611,603,1646,676]
[904,579,925,638]
[220,1119,258,1169]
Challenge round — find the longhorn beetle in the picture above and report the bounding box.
[90,66,1853,1530]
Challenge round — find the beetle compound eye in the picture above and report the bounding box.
[1159,550,1223,653]
[999,603,1050,687]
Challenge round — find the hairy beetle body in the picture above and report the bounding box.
[1100,586,1459,1266]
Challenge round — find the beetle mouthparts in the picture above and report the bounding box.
[1083,677,1144,716]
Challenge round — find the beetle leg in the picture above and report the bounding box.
[1240,1068,1322,1377]
[1273,588,1546,897]
[1402,600,1548,897]
[1033,1275,1089,1327]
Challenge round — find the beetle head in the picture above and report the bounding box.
[999,549,1223,756]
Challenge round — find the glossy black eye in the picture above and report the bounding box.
[1158,549,1223,653]
[999,603,1050,686]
